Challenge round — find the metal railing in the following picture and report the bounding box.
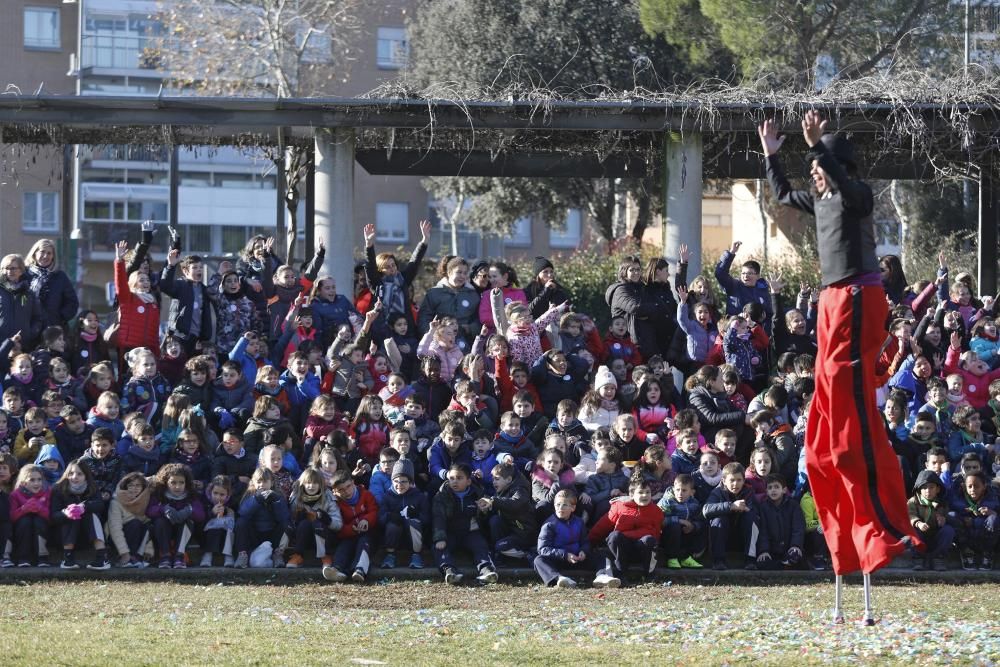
[80,34,169,71]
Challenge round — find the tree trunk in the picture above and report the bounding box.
[448,194,466,256]
[631,187,651,243]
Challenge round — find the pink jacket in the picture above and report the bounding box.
[10,487,51,522]
[944,345,1000,409]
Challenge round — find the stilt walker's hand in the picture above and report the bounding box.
[802,110,828,147]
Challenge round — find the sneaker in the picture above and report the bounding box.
[320,555,333,567]
[87,557,111,571]
[443,567,464,585]
[409,553,424,569]
[962,551,976,571]
[322,565,347,582]
[499,548,528,559]
[223,555,235,568]
[173,556,187,569]
[933,557,948,572]
[809,557,826,571]
[476,567,498,584]
[17,562,30,568]
[380,553,396,569]
[911,557,926,571]
[712,560,727,571]
[351,569,366,583]
[980,557,993,571]
[134,558,149,569]
[555,576,577,588]
[272,548,285,568]
[679,556,703,569]
[666,558,682,569]
[234,552,249,569]
[0,558,13,568]
[157,557,172,569]
[744,559,758,571]
[199,553,213,568]
[592,573,621,589]
[37,559,51,568]
[60,554,79,570]
[119,557,135,569]
[285,554,304,569]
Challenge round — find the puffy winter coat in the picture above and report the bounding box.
[113,259,160,352]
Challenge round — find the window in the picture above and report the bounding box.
[549,209,582,248]
[22,192,59,233]
[377,27,408,69]
[375,202,409,243]
[24,8,60,49]
[506,217,532,247]
[300,27,332,64]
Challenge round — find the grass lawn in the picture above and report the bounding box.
[2,578,998,666]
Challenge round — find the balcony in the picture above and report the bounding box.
[80,34,170,75]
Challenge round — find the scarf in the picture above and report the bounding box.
[80,330,98,343]
[133,291,156,304]
[381,273,405,317]
[68,479,88,495]
[298,488,322,505]
[29,265,51,297]
[128,444,160,462]
[174,448,202,466]
[700,469,724,487]
[600,398,619,412]
[116,483,151,517]
[166,489,188,502]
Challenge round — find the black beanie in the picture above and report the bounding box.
[818,133,856,171]
[533,256,554,277]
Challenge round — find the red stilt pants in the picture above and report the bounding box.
[806,283,919,574]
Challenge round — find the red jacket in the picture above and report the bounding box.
[588,499,663,543]
[114,260,160,352]
[10,487,51,522]
[335,486,378,539]
[602,334,643,367]
[350,419,390,463]
[495,357,544,413]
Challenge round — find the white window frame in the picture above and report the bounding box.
[22,192,60,233]
[376,27,409,69]
[24,7,60,50]
[505,217,532,247]
[375,202,410,243]
[549,209,582,248]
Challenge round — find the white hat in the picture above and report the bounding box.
[594,365,617,391]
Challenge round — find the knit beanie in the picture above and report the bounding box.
[594,365,617,391]
[533,256,554,277]
[391,458,414,482]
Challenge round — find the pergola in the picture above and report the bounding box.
[1,94,997,294]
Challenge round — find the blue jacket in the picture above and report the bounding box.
[122,444,162,477]
[714,250,773,324]
[946,431,992,469]
[676,302,715,363]
[210,375,255,414]
[310,295,359,345]
[228,336,265,386]
[536,513,590,560]
[670,449,700,476]
[427,439,473,481]
[757,495,805,555]
[657,488,704,530]
[278,370,320,407]
[34,443,65,483]
[470,447,501,490]
[369,469,393,506]
[377,486,430,527]
[584,469,630,506]
[237,490,290,534]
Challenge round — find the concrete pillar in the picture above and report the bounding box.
[662,132,703,279]
[314,128,355,295]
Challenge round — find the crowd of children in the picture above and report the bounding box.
[0,223,996,588]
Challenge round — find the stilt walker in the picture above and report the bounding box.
[759,111,921,626]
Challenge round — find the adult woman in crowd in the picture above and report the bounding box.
[469,261,491,297]
[478,261,526,332]
[524,256,571,320]
[25,239,78,329]
[684,365,747,446]
[418,256,480,347]
[641,246,689,361]
[879,254,915,307]
[236,234,280,323]
[0,254,42,347]
[604,255,656,360]
[363,220,430,337]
